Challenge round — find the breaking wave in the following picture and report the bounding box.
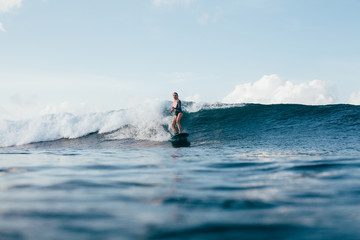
[1,101,360,148]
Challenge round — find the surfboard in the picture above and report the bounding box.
[171,133,189,141]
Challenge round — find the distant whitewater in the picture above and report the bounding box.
[1,102,360,151]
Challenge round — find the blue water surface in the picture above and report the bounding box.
[1,104,360,240]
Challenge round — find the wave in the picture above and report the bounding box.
[184,103,360,150]
[1,102,360,148]
[0,101,172,147]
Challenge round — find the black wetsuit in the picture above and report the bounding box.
[174,100,182,116]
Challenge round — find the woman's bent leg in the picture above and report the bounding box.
[172,116,178,133]
[176,113,183,133]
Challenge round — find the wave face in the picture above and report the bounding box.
[1,102,360,151]
[186,104,360,151]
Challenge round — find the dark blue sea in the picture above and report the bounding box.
[1,103,360,240]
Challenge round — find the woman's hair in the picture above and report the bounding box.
[173,92,178,96]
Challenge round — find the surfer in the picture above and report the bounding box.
[170,92,183,134]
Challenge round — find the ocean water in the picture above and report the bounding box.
[1,103,360,240]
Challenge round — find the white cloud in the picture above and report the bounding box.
[222,74,335,105]
[197,12,209,25]
[0,0,23,32]
[197,6,223,26]
[349,91,360,105]
[0,0,22,13]
[213,6,223,23]
[153,0,193,6]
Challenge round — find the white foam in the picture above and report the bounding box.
[0,99,247,147]
[0,100,175,147]
[182,101,245,113]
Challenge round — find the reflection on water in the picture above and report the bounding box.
[0,147,359,240]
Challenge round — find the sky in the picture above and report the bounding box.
[1,0,360,119]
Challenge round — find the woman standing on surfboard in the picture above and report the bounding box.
[170,92,183,134]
